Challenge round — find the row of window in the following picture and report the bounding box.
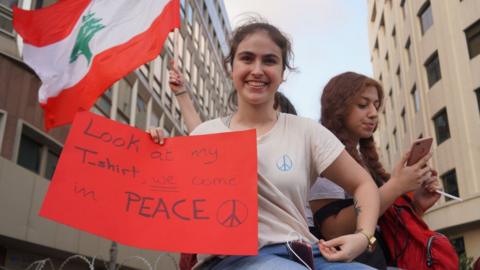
[0,110,62,181]
[374,1,480,106]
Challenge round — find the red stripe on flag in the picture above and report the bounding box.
[41,0,181,130]
[13,0,91,46]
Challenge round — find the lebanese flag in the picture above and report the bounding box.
[13,0,180,130]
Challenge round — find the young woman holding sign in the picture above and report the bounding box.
[152,20,379,269]
[154,62,299,270]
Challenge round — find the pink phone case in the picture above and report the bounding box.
[406,137,433,166]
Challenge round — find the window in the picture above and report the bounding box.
[385,53,390,70]
[450,237,466,257]
[425,51,442,88]
[186,4,193,26]
[441,169,459,201]
[401,108,407,133]
[44,150,59,180]
[117,79,133,124]
[0,110,6,152]
[135,94,147,129]
[396,67,402,90]
[18,134,42,173]
[16,124,62,180]
[393,128,398,152]
[405,38,412,65]
[433,108,451,144]
[476,88,480,115]
[139,62,150,80]
[371,2,377,22]
[392,27,397,48]
[419,1,433,35]
[153,56,163,94]
[180,0,185,20]
[411,84,420,112]
[31,0,56,9]
[389,89,394,111]
[465,19,480,59]
[0,2,13,34]
[386,144,391,166]
[93,88,112,117]
[382,109,387,126]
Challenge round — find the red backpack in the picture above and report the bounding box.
[378,195,459,270]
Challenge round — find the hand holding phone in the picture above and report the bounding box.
[406,137,433,166]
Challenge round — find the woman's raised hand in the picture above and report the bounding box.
[168,59,186,94]
[412,170,441,215]
[147,127,166,145]
[390,150,433,195]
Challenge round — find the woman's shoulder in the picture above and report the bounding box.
[282,113,330,134]
[191,117,228,135]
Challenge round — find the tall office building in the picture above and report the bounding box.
[0,0,232,269]
[368,0,480,262]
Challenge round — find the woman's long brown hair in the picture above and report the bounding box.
[321,72,390,186]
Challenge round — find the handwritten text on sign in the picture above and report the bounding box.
[39,111,258,255]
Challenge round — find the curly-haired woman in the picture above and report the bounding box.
[308,72,441,269]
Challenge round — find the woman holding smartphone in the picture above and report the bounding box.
[309,72,441,269]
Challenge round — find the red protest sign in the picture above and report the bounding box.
[39,111,258,255]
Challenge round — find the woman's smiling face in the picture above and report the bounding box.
[231,30,284,107]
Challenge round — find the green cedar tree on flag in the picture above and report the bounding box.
[13,0,180,130]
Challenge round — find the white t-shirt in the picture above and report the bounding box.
[306,176,347,226]
[190,113,344,267]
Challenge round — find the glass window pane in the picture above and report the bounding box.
[135,95,147,129]
[420,2,433,34]
[465,19,480,59]
[0,9,13,33]
[150,110,160,128]
[45,150,60,180]
[117,79,132,122]
[17,134,42,173]
[433,109,450,144]
[441,170,459,201]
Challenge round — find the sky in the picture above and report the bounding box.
[223,1,373,121]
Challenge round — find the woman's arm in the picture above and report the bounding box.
[168,60,202,133]
[318,150,379,261]
[322,150,378,238]
[311,150,434,240]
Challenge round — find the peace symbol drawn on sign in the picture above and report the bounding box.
[276,154,293,172]
[216,200,249,228]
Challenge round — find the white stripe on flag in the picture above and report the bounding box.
[23,0,171,103]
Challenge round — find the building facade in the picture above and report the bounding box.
[368,0,480,263]
[0,0,232,269]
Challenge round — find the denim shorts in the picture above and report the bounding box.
[199,243,375,270]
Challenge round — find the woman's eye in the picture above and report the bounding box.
[358,104,368,108]
[240,56,252,62]
[264,58,277,65]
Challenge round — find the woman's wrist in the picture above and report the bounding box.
[411,198,425,216]
[174,90,188,97]
[385,177,405,198]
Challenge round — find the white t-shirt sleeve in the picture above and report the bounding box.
[308,176,346,201]
[310,121,345,175]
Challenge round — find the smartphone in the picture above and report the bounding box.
[289,240,315,270]
[406,137,433,166]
